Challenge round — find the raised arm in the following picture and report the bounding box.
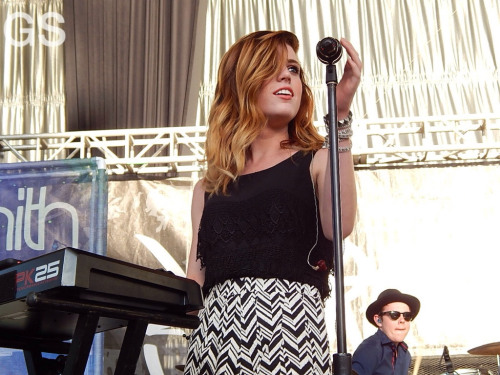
[313,38,362,240]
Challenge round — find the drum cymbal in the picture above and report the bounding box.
[468,342,500,355]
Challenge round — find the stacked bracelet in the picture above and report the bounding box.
[338,126,353,139]
[337,111,353,129]
[322,111,353,152]
[338,139,353,153]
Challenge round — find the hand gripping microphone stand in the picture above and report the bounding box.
[316,37,352,375]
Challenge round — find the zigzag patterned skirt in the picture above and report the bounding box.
[184,277,332,374]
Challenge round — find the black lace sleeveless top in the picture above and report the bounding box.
[197,151,333,299]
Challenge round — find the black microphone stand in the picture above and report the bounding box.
[316,37,351,375]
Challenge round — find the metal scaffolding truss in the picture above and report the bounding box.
[350,113,500,169]
[1,114,499,176]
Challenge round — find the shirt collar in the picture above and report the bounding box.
[376,329,409,352]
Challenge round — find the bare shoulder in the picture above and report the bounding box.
[311,148,329,176]
[193,179,205,194]
[313,148,329,162]
[191,179,206,207]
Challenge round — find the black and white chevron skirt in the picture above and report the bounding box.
[184,277,332,374]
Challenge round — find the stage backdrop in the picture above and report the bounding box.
[103,178,193,374]
[101,164,500,374]
[0,157,107,375]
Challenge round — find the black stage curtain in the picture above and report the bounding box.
[63,0,200,131]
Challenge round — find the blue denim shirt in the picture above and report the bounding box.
[352,329,411,375]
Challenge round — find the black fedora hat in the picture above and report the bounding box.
[366,289,420,326]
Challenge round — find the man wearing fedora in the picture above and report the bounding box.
[352,289,420,375]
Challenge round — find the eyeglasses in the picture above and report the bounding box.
[380,311,414,322]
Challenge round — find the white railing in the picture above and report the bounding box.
[327,113,500,168]
[1,114,499,175]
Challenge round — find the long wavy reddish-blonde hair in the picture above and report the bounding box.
[204,30,324,194]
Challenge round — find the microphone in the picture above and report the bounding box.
[316,37,343,65]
